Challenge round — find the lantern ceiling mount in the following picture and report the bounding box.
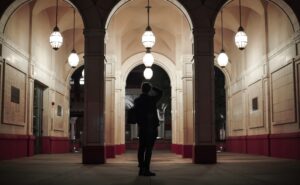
[234,0,248,50]
[49,0,63,50]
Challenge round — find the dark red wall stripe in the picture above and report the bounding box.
[226,132,300,160]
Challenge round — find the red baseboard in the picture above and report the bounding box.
[226,132,300,160]
[270,132,300,160]
[171,144,182,154]
[182,145,193,158]
[116,144,126,155]
[0,134,34,160]
[105,145,116,158]
[42,136,70,154]
[246,135,269,156]
[226,136,247,153]
[27,135,35,156]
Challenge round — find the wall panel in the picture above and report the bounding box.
[248,80,264,128]
[3,63,26,126]
[271,63,296,125]
[231,91,244,131]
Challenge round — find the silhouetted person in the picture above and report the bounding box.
[134,82,162,176]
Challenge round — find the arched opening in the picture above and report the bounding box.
[125,64,171,150]
[105,0,194,159]
[214,0,300,159]
[69,65,85,152]
[0,0,84,159]
[214,66,226,152]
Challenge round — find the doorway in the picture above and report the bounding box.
[33,82,45,154]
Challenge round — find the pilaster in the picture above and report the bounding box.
[82,28,106,164]
[193,27,216,164]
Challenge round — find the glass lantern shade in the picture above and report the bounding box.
[217,50,229,68]
[142,26,156,49]
[143,51,154,67]
[49,26,63,50]
[81,69,84,77]
[143,67,153,80]
[235,26,248,50]
[68,49,79,68]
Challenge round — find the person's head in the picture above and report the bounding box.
[141,82,151,93]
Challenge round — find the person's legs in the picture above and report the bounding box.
[143,139,156,176]
[138,139,146,175]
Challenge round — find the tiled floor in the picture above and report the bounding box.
[0,150,299,185]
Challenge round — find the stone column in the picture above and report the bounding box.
[182,57,194,158]
[105,58,115,158]
[193,28,216,164]
[82,29,106,164]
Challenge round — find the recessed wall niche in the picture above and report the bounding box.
[252,97,258,111]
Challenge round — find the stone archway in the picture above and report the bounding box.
[119,52,180,152]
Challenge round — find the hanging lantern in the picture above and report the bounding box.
[217,10,229,68]
[235,26,248,50]
[143,50,154,67]
[143,67,153,80]
[68,49,79,68]
[142,26,156,49]
[49,0,63,50]
[217,49,229,68]
[67,8,79,68]
[50,26,63,50]
[141,0,155,49]
[235,0,248,50]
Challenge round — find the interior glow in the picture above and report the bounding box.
[235,26,248,50]
[142,26,156,49]
[217,50,229,68]
[143,67,153,79]
[49,26,63,50]
[143,51,154,67]
[68,49,80,68]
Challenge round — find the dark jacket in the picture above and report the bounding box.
[134,87,162,140]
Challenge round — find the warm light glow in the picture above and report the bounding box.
[79,77,84,85]
[143,67,153,79]
[217,50,229,68]
[143,51,154,67]
[142,26,156,49]
[235,26,248,50]
[49,26,63,50]
[68,49,79,68]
